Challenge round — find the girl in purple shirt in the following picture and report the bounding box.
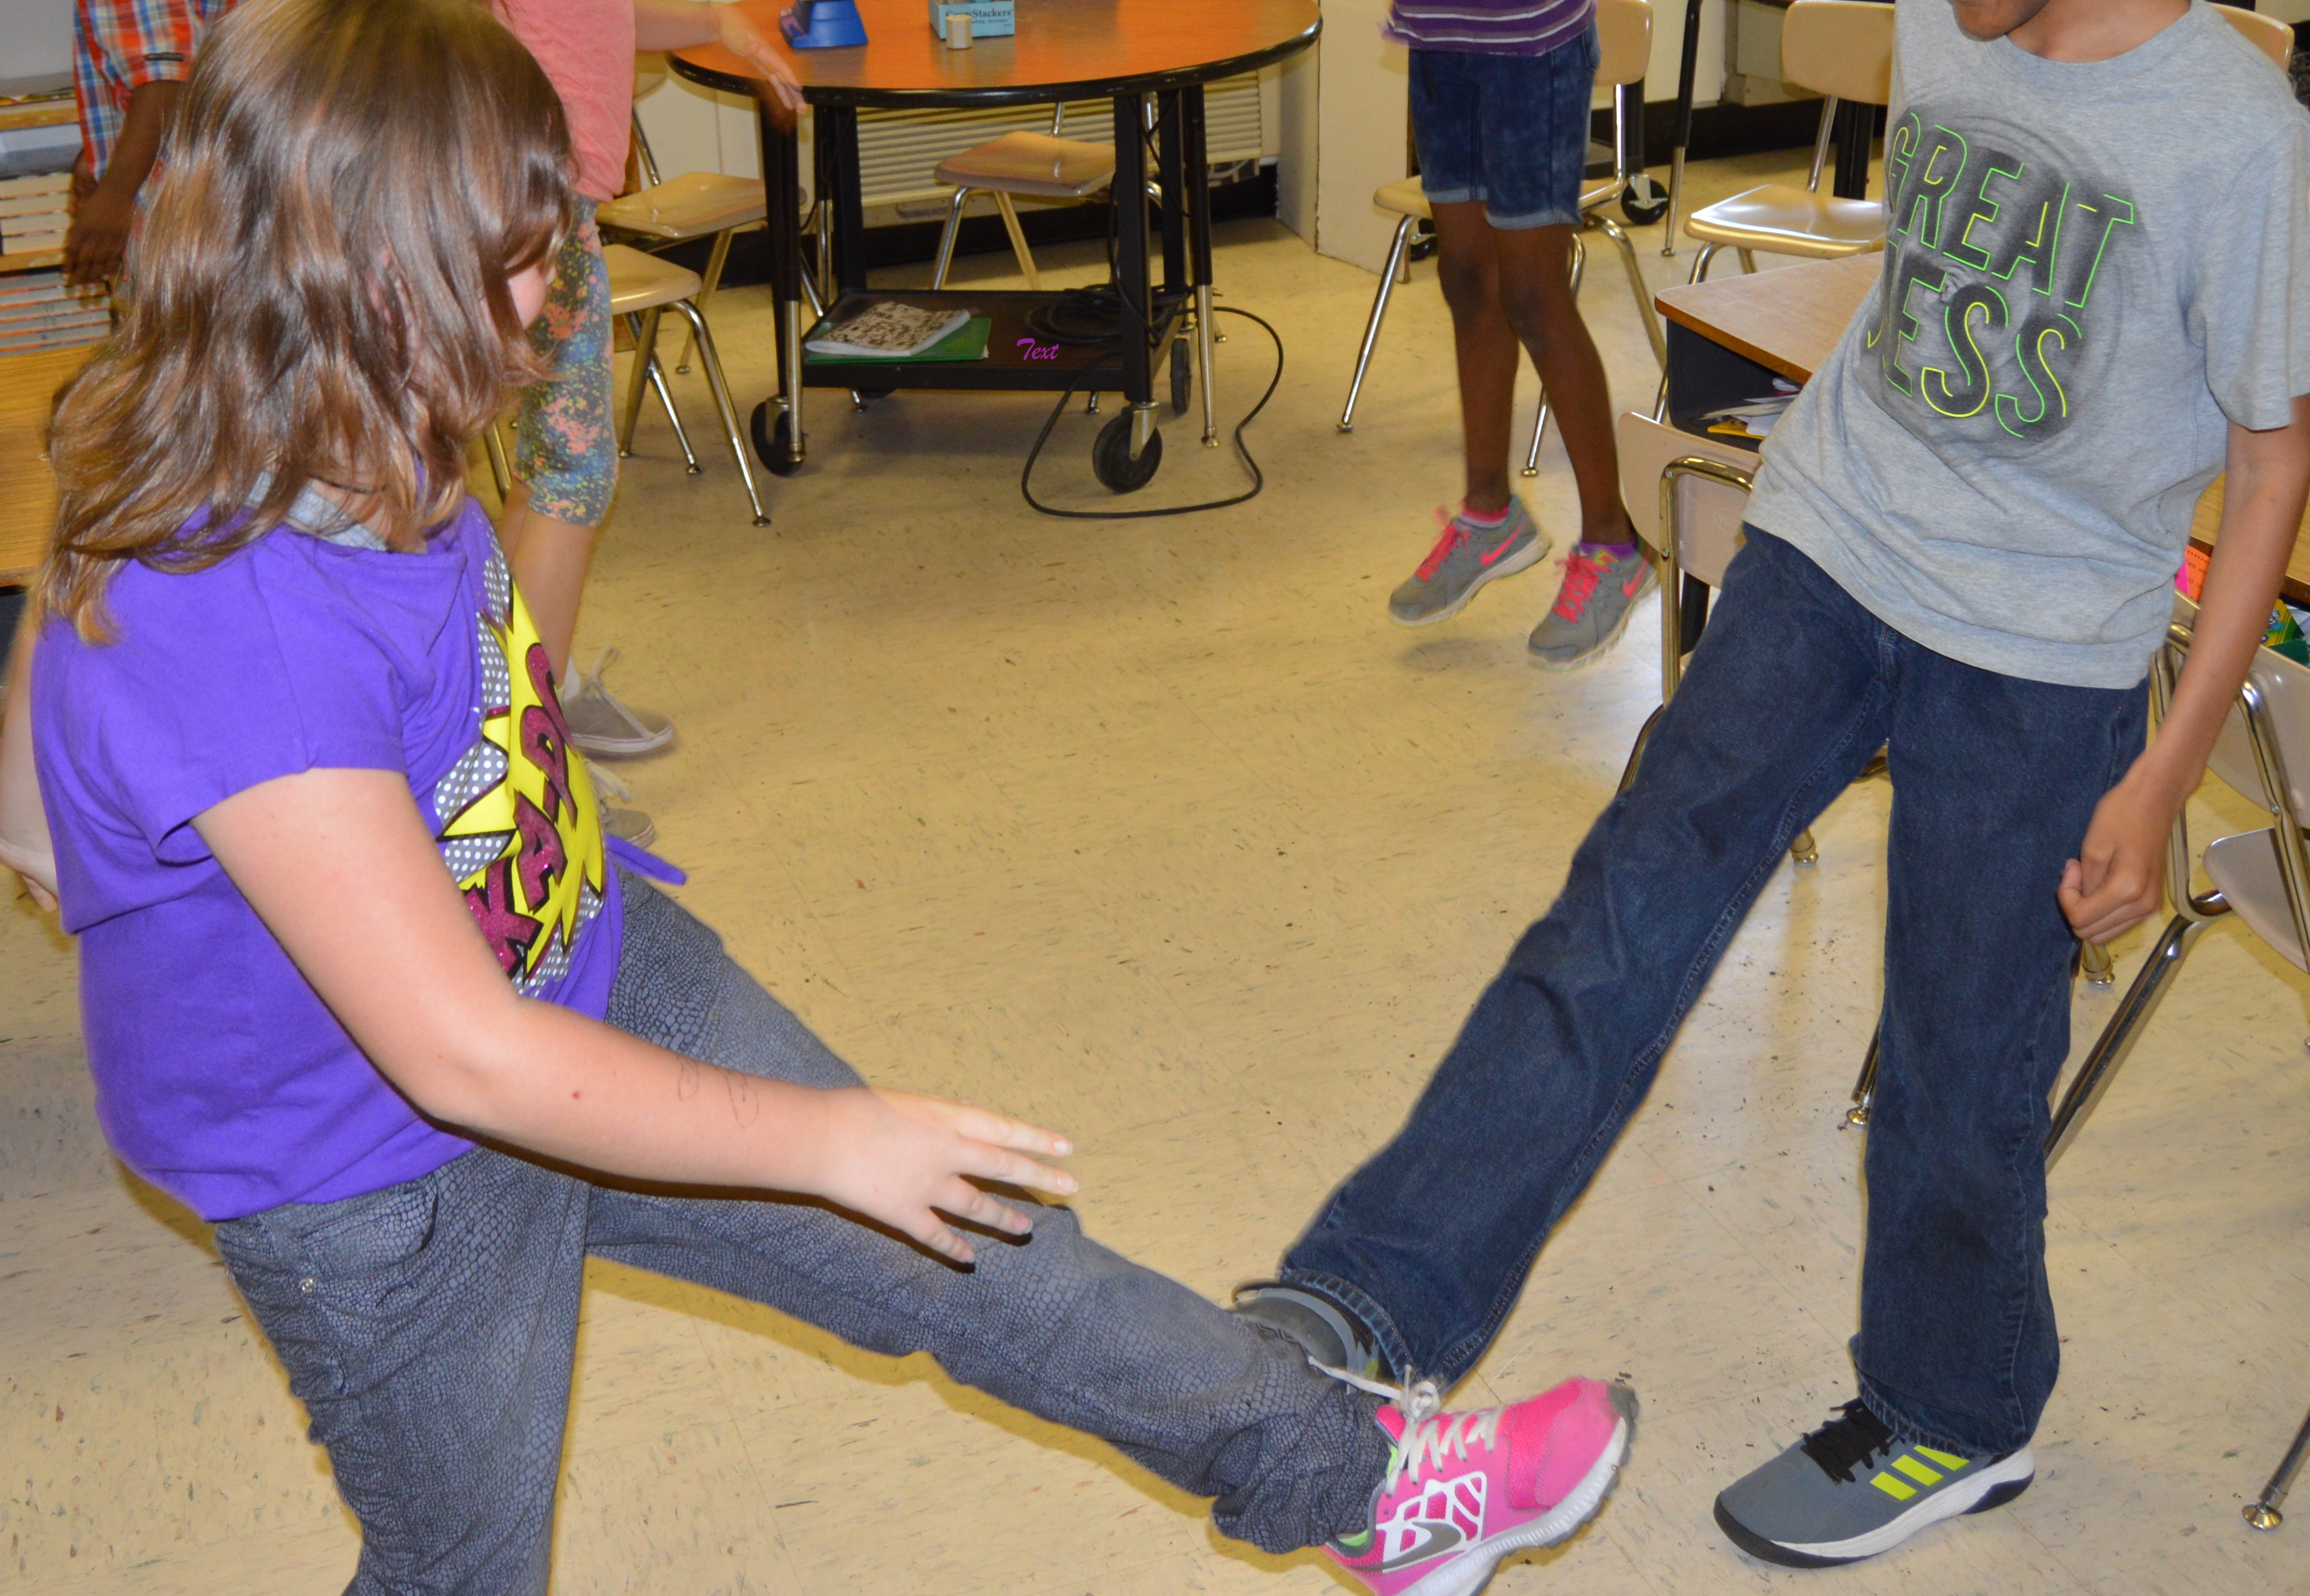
[0,0,1633,1588]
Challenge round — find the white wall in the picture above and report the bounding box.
[1310,0,1409,273]
[1644,0,1727,110]
[1,0,77,83]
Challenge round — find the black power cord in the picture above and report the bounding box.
[1019,305,1283,521]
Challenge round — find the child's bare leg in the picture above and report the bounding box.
[497,479,596,680]
[1490,222,1631,546]
[1431,199,1523,516]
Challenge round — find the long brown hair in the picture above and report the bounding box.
[40,0,573,638]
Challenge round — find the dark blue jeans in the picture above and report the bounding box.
[1283,527,2147,1459]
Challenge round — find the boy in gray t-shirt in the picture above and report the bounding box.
[1235,0,2310,1575]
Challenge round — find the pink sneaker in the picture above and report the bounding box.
[1326,1378,1636,1596]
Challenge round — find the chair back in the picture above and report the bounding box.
[2212,3,2294,70]
[1615,412,1753,587]
[2172,592,2310,821]
[1780,1,1895,106]
[1595,0,1652,90]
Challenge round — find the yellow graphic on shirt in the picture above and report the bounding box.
[436,578,608,986]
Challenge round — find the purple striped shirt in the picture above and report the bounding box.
[1384,0,1595,57]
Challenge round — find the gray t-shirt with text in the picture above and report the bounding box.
[1747,0,2310,688]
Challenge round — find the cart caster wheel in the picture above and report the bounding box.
[750,400,803,477]
[1092,412,1162,493]
[1620,174,1670,227]
[1170,339,1191,415]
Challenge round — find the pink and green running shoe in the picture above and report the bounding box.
[1327,1377,1636,1596]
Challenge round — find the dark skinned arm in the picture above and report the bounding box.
[63,78,181,285]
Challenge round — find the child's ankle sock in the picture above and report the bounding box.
[1458,499,1512,529]
[1578,539,1638,559]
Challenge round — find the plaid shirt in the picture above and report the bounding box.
[72,0,232,179]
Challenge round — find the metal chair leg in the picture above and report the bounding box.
[480,422,512,501]
[1340,215,1415,432]
[674,227,735,374]
[1688,243,1723,285]
[1847,1028,1880,1126]
[1791,829,1819,865]
[1195,282,1218,447]
[669,298,770,526]
[1595,214,1667,369]
[644,352,701,474]
[618,309,659,458]
[1522,235,1587,476]
[992,192,1040,289]
[930,187,972,289]
[2078,940,2115,986]
[2044,914,2212,1166]
[1617,703,1666,795]
[2246,1400,2310,1529]
[1737,247,1758,274]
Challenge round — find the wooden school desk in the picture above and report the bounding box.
[671,0,1319,492]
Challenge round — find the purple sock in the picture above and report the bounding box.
[1578,540,1638,559]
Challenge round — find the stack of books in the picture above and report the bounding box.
[0,269,109,355]
[0,171,70,258]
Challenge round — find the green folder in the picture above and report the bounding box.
[805,314,991,366]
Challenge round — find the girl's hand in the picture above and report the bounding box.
[0,839,57,913]
[716,6,805,125]
[813,1088,1077,1263]
[2059,768,2177,945]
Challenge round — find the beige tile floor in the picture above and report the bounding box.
[6,150,2310,1595]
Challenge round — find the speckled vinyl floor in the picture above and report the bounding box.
[5,151,2308,1595]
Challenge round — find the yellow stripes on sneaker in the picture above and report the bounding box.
[1872,1447,1971,1500]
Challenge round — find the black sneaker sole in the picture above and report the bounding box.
[1713,1470,2032,1569]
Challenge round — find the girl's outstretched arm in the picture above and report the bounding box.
[0,618,56,910]
[192,767,1075,1262]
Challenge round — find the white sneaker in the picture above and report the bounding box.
[562,648,674,758]
[587,762,657,848]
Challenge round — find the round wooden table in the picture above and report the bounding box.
[670,0,1319,490]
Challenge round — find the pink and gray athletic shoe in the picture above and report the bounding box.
[1326,1377,1637,1596]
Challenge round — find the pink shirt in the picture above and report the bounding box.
[494,0,636,202]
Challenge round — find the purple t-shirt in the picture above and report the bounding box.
[33,496,622,1221]
[1385,0,1594,57]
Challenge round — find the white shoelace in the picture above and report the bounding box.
[572,647,654,739]
[1308,1361,1494,1490]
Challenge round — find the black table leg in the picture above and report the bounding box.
[755,105,807,473]
[1156,90,1188,296]
[826,105,868,296]
[1182,83,1217,445]
[1662,0,1704,253]
[1108,90,1158,473]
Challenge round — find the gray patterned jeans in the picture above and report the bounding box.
[214,873,1387,1595]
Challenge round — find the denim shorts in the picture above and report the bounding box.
[1410,31,1601,230]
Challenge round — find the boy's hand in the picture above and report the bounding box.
[813,1088,1076,1264]
[717,6,804,126]
[63,184,138,285]
[2059,768,2178,944]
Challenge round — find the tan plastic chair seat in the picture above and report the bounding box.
[1373,175,1433,222]
[934,132,1115,199]
[1685,184,1887,258]
[2213,2,2294,69]
[605,243,704,315]
[1596,0,1651,88]
[598,172,768,242]
[1615,411,1750,585]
